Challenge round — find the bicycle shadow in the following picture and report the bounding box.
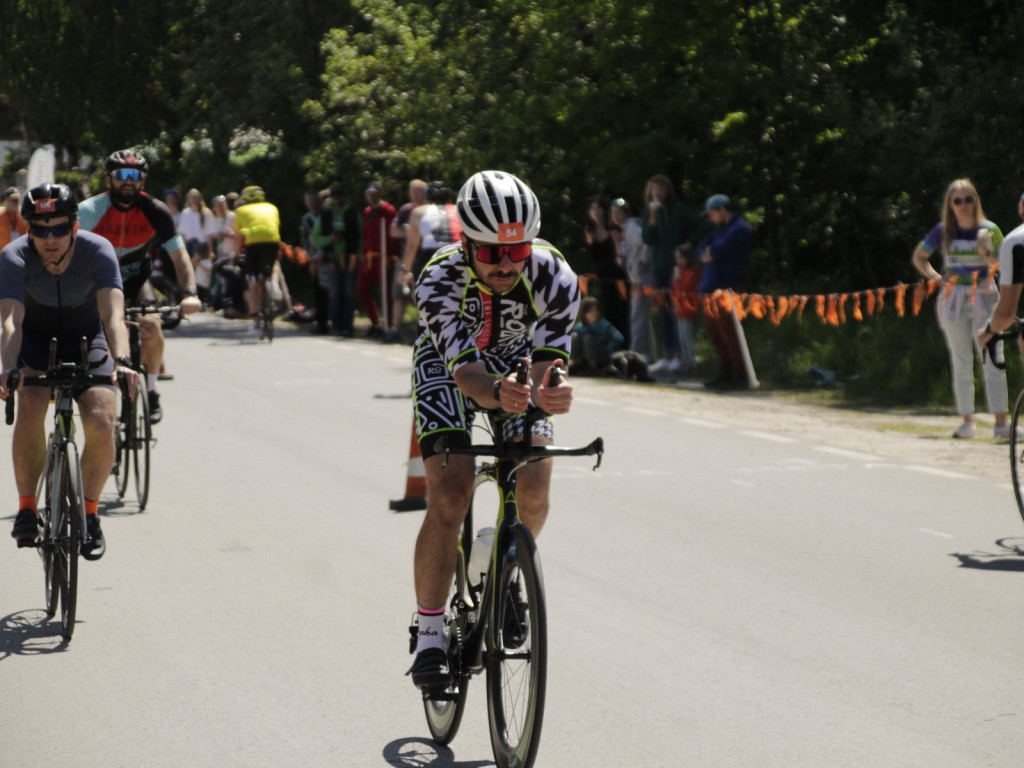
[100,496,144,518]
[382,738,493,768]
[951,537,1024,571]
[0,609,70,659]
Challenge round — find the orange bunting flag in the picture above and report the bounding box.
[865,290,875,316]
[825,295,839,326]
[838,293,848,324]
[747,294,764,320]
[928,279,939,298]
[877,287,886,312]
[894,284,907,316]
[912,282,926,316]
[776,296,790,322]
[816,294,826,321]
[578,276,589,296]
[853,292,863,321]
[767,296,780,325]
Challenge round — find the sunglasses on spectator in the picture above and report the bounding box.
[30,223,74,238]
[472,242,532,264]
[952,195,975,207]
[111,168,145,182]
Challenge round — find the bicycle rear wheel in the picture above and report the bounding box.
[1011,386,1024,526]
[486,525,547,768]
[132,387,152,510]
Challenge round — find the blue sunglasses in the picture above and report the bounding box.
[111,168,144,182]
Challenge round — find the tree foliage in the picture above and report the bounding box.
[2,0,1023,282]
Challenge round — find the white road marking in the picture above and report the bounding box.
[814,446,882,462]
[740,430,797,443]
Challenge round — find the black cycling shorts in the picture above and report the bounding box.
[18,329,116,392]
[243,242,278,279]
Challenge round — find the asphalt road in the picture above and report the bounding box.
[1,313,1023,767]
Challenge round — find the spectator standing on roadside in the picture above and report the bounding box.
[360,182,398,337]
[178,188,214,257]
[165,188,183,230]
[642,174,707,374]
[313,184,361,337]
[611,197,654,362]
[698,194,752,389]
[300,188,328,334]
[386,179,427,343]
[673,243,701,375]
[912,178,1009,439]
[0,188,27,250]
[584,196,630,349]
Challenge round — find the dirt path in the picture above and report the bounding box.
[582,376,1014,483]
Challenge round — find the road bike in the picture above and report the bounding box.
[111,304,180,510]
[985,320,1024,523]
[409,363,603,768]
[5,338,110,641]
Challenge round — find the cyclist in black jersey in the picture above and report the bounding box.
[408,171,581,690]
[0,184,139,559]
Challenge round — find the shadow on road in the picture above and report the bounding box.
[0,609,69,658]
[382,737,493,767]
[951,537,1024,571]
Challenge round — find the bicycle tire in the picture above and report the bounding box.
[133,387,152,510]
[423,538,473,744]
[486,524,547,768]
[56,452,80,640]
[1011,386,1024,526]
[38,450,58,616]
[114,391,132,498]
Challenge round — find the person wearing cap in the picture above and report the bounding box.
[0,188,27,250]
[312,184,361,336]
[359,182,399,337]
[697,193,752,389]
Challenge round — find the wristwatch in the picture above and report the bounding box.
[115,356,133,368]
[182,288,198,297]
[493,378,503,401]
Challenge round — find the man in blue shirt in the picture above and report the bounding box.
[698,194,752,389]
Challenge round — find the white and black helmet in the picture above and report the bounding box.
[456,170,541,244]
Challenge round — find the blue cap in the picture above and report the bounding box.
[703,194,730,213]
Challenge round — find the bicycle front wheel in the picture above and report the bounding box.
[486,525,547,768]
[54,452,80,640]
[132,387,152,510]
[1011,386,1024,526]
[38,450,59,616]
[114,395,131,498]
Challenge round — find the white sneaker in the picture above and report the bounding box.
[952,422,977,439]
[993,423,1024,439]
[648,358,670,373]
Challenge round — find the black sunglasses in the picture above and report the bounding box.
[952,195,975,207]
[30,222,74,238]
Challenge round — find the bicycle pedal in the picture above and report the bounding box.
[16,538,38,549]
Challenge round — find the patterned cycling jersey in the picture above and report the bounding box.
[77,192,185,287]
[413,238,581,375]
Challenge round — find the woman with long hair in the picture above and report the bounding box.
[912,178,1008,438]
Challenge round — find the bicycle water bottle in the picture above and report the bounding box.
[467,527,495,587]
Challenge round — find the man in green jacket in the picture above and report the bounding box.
[312,184,361,336]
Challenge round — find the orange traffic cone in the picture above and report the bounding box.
[390,419,427,511]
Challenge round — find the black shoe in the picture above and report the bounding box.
[502,580,529,649]
[82,515,106,561]
[148,391,162,424]
[408,647,451,690]
[11,508,39,547]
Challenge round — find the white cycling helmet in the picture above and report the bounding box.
[456,170,541,244]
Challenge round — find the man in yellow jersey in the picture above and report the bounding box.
[233,185,281,329]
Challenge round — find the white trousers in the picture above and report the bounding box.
[936,284,1007,416]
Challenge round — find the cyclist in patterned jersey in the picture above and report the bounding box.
[0,183,140,559]
[407,170,581,690]
[77,150,202,423]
